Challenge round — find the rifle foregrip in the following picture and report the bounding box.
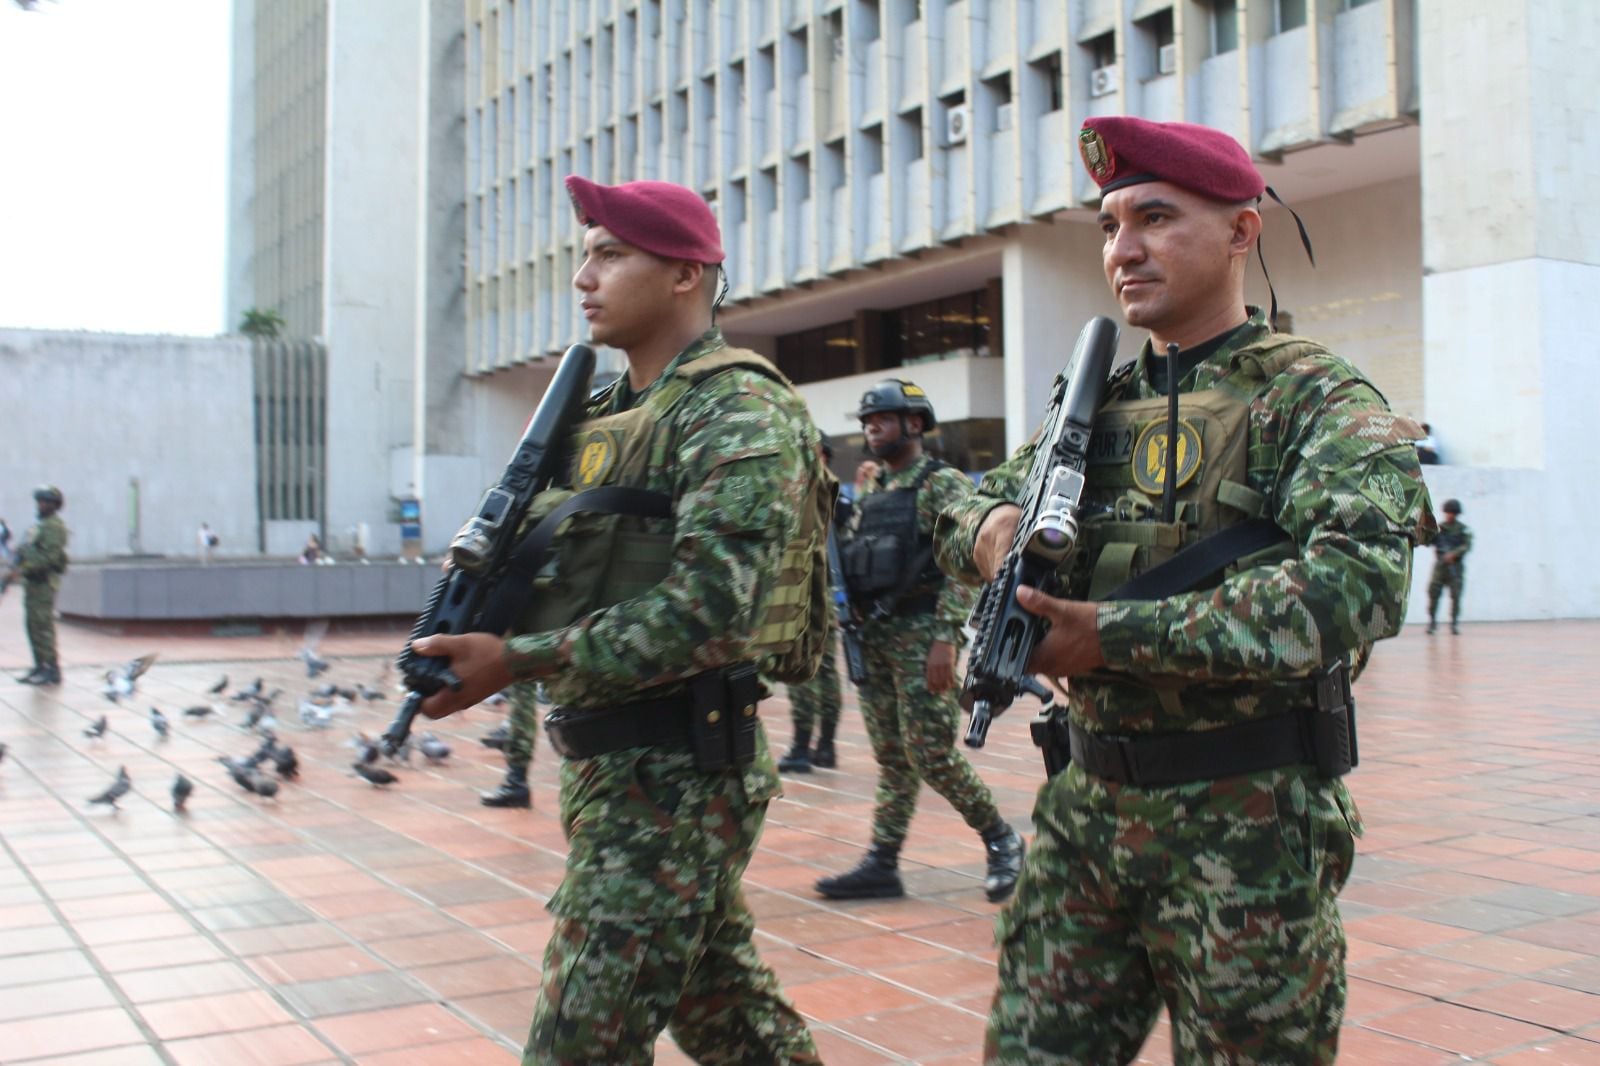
[965,701,994,748]
[380,691,425,756]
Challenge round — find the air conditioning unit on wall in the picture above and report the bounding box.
[946,104,970,145]
[1158,43,1177,75]
[1090,65,1117,97]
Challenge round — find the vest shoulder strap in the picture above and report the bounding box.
[674,347,794,387]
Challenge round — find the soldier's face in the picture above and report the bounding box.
[573,225,680,349]
[1098,182,1252,335]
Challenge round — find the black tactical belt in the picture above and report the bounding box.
[543,664,762,771]
[1035,709,1349,787]
[544,696,696,759]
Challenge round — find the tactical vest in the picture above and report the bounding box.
[839,458,944,609]
[516,348,836,684]
[1070,338,1322,602]
[1434,524,1468,557]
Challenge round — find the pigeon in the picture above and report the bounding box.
[121,653,158,683]
[246,773,280,799]
[89,766,131,807]
[218,755,254,787]
[182,704,217,719]
[171,773,193,812]
[269,743,299,780]
[231,678,264,702]
[352,762,397,787]
[356,682,387,701]
[417,733,452,764]
[311,682,338,699]
[299,619,331,678]
[298,699,338,729]
[101,672,131,704]
[242,737,275,769]
[150,707,170,739]
[242,702,268,730]
[208,674,229,695]
[350,733,381,766]
[83,715,108,739]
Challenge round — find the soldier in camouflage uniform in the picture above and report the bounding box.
[11,486,70,686]
[1426,498,1471,634]
[935,117,1432,1063]
[480,681,538,807]
[816,381,1026,903]
[412,177,820,1066]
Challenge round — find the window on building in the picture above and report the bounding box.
[888,288,994,365]
[1341,0,1379,7]
[901,108,924,161]
[862,123,885,176]
[1275,0,1308,32]
[1029,51,1064,112]
[776,320,858,385]
[1135,9,1175,76]
[861,0,881,42]
[1087,31,1116,72]
[1210,0,1239,55]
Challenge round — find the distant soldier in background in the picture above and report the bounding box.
[481,682,538,808]
[1427,499,1471,634]
[779,438,846,774]
[10,485,70,686]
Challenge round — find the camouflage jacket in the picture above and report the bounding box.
[17,514,68,582]
[937,309,1432,734]
[852,452,975,642]
[1433,520,1471,564]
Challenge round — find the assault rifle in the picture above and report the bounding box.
[827,530,866,684]
[961,316,1119,748]
[380,344,597,756]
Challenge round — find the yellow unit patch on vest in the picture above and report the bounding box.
[1131,418,1203,495]
[573,429,621,489]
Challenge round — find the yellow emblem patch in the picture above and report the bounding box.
[1131,418,1203,496]
[573,429,620,489]
[902,384,926,398]
[1079,128,1114,181]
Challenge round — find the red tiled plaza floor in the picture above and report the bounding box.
[2,590,1599,1064]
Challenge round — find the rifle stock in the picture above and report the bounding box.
[961,317,1119,747]
[380,344,597,755]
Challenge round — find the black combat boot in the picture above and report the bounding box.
[1450,620,1460,635]
[778,727,813,773]
[480,765,530,808]
[811,720,837,769]
[1426,619,1436,635]
[815,843,904,900]
[981,821,1026,902]
[17,665,45,685]
[480,723,510,750]
[38,663,61,686]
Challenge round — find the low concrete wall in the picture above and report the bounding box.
[58,561,435,621]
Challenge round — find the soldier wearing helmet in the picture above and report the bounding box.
[10,485,70,685]
[818,380,1026,904]
[1427,499,1471,634]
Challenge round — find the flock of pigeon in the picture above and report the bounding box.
[4,625,473,815]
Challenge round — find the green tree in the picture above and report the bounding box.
[239,308,286,340]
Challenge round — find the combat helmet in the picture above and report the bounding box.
[32,485,63,505]
[1442,498,1461,515]
[853,380,937,431]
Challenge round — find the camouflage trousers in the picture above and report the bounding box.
[1427,562,1464,622]
[23,578,58,669]
[504,681,540,770]
[858,617,1000,848]
[985,762,1360,1065]
[526,743,817,1065]
[788,632,841,732]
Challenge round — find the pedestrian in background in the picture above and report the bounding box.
[1427,498,1471,634]
[11,485,70,686]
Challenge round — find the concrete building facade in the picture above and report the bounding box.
[455,0,1599,621]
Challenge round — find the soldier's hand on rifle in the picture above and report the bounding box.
[410,633,515,719]
[974,504,1022,581]
[925,639,958,694]
[1013,587,1106,679]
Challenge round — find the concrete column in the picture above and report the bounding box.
[999,222,1133,453]
[1417,0,1600,618]
[322,1,427,558]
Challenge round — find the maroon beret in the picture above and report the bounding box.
[565,176,724,264]
[1079,116,1264,203]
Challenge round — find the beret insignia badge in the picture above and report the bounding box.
[1079,128,1114,180]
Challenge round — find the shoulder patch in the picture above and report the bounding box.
[1356,449,1426,528]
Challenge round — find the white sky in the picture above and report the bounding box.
[0,0,231,336]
